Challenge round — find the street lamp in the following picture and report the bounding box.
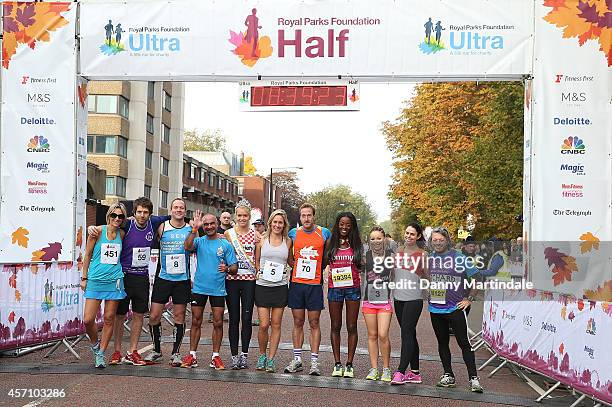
[269,166,303,219]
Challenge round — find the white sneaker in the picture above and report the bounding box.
[309,360,321,376]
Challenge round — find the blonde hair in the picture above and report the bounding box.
[105,202,127,224]
[264,209,289,241]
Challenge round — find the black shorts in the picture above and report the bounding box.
[150,277,191,305]
[117,273,150,315]
[255,284,288,308]
[191,293,225,308]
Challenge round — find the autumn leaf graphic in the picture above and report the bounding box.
[76,226,83,248]
[544,247,578,286]
[31,242,62,262]
[11,227,29,248]
[8,311,15,324]
[2,2,72,69]
[543,0,612,66]
[15,290,21,302]
[8,273,17,289]
[579,232,600,253]
[31,250,45,262]
[77,83,88,108]
[584,280,612,301]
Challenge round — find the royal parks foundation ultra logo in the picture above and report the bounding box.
[100,19,186,56]
[418,18,513,55]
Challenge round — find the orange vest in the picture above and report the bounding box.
[291,226,325,284]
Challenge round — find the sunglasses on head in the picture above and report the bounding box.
[110,213,125,220]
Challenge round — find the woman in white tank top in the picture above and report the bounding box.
[253,209,294,373]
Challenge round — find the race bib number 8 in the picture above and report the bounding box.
[262,260,283,283]
[331,266,353,287]
[101,243,120,265]
[296,258,317,280]
[166,254,186,275]
[131,247,151,267]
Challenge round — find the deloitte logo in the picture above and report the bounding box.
[561,136,585,154]
[27,136,50,153]
[100,19,182,56]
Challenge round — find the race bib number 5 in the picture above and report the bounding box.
[262,260,283,283]
[331,266,353,287]
[101,243,120,265]
[166,254,186,275]
[296,258,317,280]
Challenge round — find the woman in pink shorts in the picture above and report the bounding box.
[361,226,394,382]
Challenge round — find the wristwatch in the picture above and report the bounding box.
[467,295,475,302]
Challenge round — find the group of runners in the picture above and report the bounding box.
[80,197,486,392]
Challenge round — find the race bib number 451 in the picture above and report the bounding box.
[101,243,120,265]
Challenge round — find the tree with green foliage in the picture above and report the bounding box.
[183,128,227,152]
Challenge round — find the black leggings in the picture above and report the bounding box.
[394,300,422,373]
[430,309,477,378]
[225,279,256,355]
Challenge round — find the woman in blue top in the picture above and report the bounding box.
[80,203,127,368]
[427,227,483,393]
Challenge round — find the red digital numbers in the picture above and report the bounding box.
[250,86,347,107]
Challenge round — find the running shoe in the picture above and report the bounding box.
[256,354,267,371]
[343,364,354,378]
[169,353,182,367]
[309,360,321,376]
[284,359,303,373]
[94,349,107,369]
[331,363,344,377]
[210,356,225,370]
[265,358,276,373]
[238,354,249,369]
[469,376,484,393]
[391,371,406,385]
[437,373,456,388]
[90,340,100,355]
[405,371,423,384]
[230,355,240,370]
[122,350,147,366]
[144,351,162,363]
[109,350,122,365]
[381,367,393,382]
[180,353,198,368]
[366,368,380,381]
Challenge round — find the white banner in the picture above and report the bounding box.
[483,289,612,404]
[0,263,85,351]
[79,0,533,79]
[528,2,612,297]
[0,3,78,263]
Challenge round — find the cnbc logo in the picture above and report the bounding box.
[561,136,585,155]
[27,136,50,153]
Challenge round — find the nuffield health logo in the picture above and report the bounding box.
[419,18,446,54]
[228,8,273,67]
[101,19,126,55]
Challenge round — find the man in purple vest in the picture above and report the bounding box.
[89,197,171,366]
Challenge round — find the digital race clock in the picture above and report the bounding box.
[238,79,360,111]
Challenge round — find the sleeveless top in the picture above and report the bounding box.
[393,250,425,301]
[226,228,257,281]
[257,237,289,287]
[361,248,393,307]
[87,225,123,291]
[121,219,155,275]
[158,220,191,281]
[328,246,360,289]
[291,226,326,285]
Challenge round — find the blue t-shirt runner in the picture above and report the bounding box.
[192,235,237,296]
[428,249,478,314]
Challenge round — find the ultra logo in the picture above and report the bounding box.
[100,19,181,56]
[27,136,50,152]
[419,19,505,55]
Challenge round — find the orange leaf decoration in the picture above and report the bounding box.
[76,226,83,248]
[559,343,564,354]
[579,232,600,253]
[584,280,612,301]
[11,227,29,248]
[77,84,88,108]
[15,290,21,302]
[8,273,17,289]
[31,250,45,262]
[544,248,578,286]
[8,311,15,324]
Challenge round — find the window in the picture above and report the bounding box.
[200,170,206,183]
[160,157,169,176]
[89,95,129,118]
[238,184,244,195]
[162,124,170,144]
[90,135,127,157]
[159,190,168,208]
[144,185,151,199]
[225,180,230,193]
[148,82,155,99]
[106,176,126,197]
[146,114,154,134]
[163,91,171,111]
[189,164,196,179]
[208,174,215,187]
[145,149,153,169]
[217,176,221,190]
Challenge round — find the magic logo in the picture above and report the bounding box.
[100,19,181,56]
[419,18,506,55]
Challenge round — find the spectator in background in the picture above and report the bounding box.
[218,211,233,234]
[385,233,398,252]
[253,218,266,235]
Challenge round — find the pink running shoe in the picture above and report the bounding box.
[390,371,406,385]
[405,371,423,384]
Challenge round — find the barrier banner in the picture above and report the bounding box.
[528,1,612,297]
[483,289,612,403]
[0,2,78,263]
[0,264,85,351]
[79,0,533,79]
